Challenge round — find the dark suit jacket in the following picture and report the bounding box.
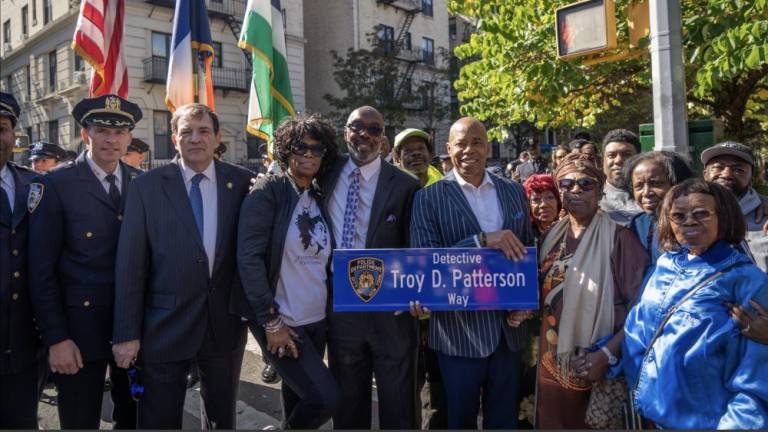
[28,154,142,361]
[410,171,534,358]
[113,160,253,363]
[231,174,331,326]
[0,163,40,374]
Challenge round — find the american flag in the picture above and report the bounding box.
[71,0,128,97]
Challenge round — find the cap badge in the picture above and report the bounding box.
[106,96,121,112]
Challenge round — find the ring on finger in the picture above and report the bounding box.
[278,347,286,356]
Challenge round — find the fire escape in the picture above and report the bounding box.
[376,0,422,99]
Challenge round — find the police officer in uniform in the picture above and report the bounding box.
[121,138,149,170]
[29,141,69,173]
[0,93,44,428]
[28,94,142,429]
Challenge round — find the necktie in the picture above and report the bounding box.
[340,168,361,249]
[190,173,205,239]
[105,174,121,209]
[0,186,11,225]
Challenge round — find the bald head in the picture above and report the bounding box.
[446,117,490,186]
[448,117,487,142]
[347,106,384,125]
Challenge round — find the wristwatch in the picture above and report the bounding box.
[479,232,487,247]
[600,346,618,366]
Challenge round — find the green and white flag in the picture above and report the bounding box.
[239,0,296,151]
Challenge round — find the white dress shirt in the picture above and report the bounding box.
[329,157,382,249]
[178,159,218,275]
[0,165,15,213]
[454,171,503,245]
[86,151,123,194]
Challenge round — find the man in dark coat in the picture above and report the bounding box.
[112,103,252,429]
[28,94,143,429]
[0,92,44,428]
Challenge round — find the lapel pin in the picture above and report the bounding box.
[226,182,233,189]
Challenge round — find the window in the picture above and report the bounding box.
[421,37,434,65]
[247,134,265,159]
[211,42,222,68]
[151,32,171,58]
[421,0,433,17]
[48,119,58,144]
[74,53,85,71]
[449,17,456,39]
[48,50,57,92]
[25,65,31,98]
[32,0,37,22]
[26,127,33,143]
[3,20,10,44]
[404,32,412,51]
[22,6,29,37]
[377,25,395,53]
[43,0,52,25]
[153,111,175,159]
[4,76,11,93]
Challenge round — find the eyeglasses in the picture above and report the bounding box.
[291,142,326,158]
[558,178,598,192]
[346,122,384,137]
[126,365,144,401]
[669,209,714,224]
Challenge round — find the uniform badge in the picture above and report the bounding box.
[106,96,121,112]
[27,183,44,213]
[226,182,233,189]
[348,257,384,302]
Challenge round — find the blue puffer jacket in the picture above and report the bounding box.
[623,241,768,429]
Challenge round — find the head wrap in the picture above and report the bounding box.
[553,152,606,188]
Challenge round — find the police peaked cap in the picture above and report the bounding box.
[73,94,142,130]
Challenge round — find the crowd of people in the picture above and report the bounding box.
[0,89,767,430]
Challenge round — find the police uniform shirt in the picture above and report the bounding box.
[0,165,15,212]
[86,151,122,194]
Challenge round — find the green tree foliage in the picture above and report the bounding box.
[449,0,768,146]
[324,48,410,131]
[323,33,451,138]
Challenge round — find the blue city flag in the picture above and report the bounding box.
[166,0,216,111]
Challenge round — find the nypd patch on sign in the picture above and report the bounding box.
[27,183,44,213]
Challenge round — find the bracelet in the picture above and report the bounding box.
[479,232,487,247]
[263,315,284,334]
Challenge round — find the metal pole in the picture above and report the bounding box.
[649,0,689,157]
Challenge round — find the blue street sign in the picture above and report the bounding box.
[332,247,539,312]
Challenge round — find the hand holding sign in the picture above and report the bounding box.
[486,230,526,261]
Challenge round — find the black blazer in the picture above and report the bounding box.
[112,160,253,363]
[0,163,40,374]
[28,154,142,361]
[321,156,420,250]
[231,174,331,326]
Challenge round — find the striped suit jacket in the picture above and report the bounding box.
[410,171,534,358]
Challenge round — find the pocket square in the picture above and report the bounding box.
[386,214,398,223]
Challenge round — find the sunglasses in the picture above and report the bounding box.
[346,123,384,137]
[558,178,598,192]
[669,209,714,224]
[291,142,326,158]
[126,365,144,401]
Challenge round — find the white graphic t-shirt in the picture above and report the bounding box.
[274,190,331,327]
